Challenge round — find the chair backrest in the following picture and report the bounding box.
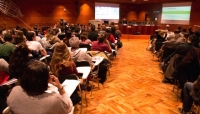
[58,74,78,83]
[75,61,90,67]
[0,71,10,85]
[79,44,91,51]
[2,107,11,114]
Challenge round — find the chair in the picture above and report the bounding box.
[58,74,87,114]
[172,79,180,101]
[0,71,10,85]
[75,61,100,97]
[171,54,185,101]
[79,43,91,51]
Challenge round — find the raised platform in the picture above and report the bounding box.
[121,34,150,39]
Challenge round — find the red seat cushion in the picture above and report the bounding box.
[0,71,10,85]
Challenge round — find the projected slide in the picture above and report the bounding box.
[95,3,119,20]
[161,2,191,25]
[95,7,119,19]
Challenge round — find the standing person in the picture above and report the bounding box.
[7,61,73,114]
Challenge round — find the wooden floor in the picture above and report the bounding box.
[76,35,182,114]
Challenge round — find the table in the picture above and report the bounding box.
[47,80,80,97]
[119,25,160,35]
[76,67,91,79]
[92,56,104,66]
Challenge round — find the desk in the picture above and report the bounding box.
[119,25,160,35]
[92,56,104,66]
[76,67,91,79]
[47,80,80,97]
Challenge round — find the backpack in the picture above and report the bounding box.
[117,40,123,48]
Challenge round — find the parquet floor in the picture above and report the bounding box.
[76,36,182,114]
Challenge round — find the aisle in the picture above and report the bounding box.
[79,38,181,114]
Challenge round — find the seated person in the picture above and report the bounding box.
[69,37,94,69]
[79,32,91,45]
[26,31,47,57]
[50,42,81,106]
[178,75,200,114]
[91,33,112,53]
[46,29,61,44]
[7,60,73,114]
[0,59,9,84]
[105,28,116,49]
[0,33,16,62]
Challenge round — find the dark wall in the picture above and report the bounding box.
[0,0,199,31]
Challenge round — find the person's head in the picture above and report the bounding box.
[178,26,182,30]
[50,42,72,76]
[69,37,80,48]
[80,33,88,42]
[26,31,36,41]
[74,27,80,33]
[105,28,111,33]
[182,28,187,33]
[97,32,107,43]
[111,25,116,33]
[9,43,32,78]
[19,60,49,96]
[14,35,26,45]
[52,29,59,35]
[3,33,13,42]
[187,34,200,48]
[91,25,95,31]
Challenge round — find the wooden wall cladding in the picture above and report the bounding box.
[0,0,199,31]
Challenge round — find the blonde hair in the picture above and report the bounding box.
[50,42,73,76]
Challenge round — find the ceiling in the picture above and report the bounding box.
[94,0,193,4]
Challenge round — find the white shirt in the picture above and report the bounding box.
[26,41,44,52]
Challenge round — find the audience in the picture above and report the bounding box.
[7,60,73,114]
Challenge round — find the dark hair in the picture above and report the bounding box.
[9,43,32,79]
[26,32,35,41]
[105,28,111,33]
[188,34,199,47]
[91,25,95,31]
[14,35,25,45]
[21,28,28,36]
[178,26,182,30]
[3,33,13,42]
[80,34,88,42]
[97,33,107,43]
[74,27,80,33]
[19,60,49,96]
